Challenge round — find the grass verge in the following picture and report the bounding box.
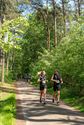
[61,87,84,112]
[0,83,16,125]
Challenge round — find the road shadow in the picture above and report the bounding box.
[16,82,84,125]
[0,86,15,93]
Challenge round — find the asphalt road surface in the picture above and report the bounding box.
[16,81,84,125]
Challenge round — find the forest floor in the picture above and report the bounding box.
[15,81,84,125]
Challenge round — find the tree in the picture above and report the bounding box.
[21,15,46,74]
[0,16,29,81]
[0,0,21,82]
[61,0,66,36]
[0,0,20,19]
[73,0,83,17]
[52,0,57,47]
[77,0,81,16]
[29,0,51,49]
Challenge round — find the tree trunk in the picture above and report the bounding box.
[0,16,5,83]
[54,15,57,47]
[1,56,5,83]
[52,0,57,47]
[6,56,9,76]
[46,0,50,50]
[47,27,50,49]
[62,0,66,36]
[0,17,2,28]
[77,0,81,16]
[74,0,81,17]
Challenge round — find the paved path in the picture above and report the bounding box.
[16,81,84,125]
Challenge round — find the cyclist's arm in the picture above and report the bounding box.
[37,78,41,83]
[60,78,63,84]
[51,75,56,82]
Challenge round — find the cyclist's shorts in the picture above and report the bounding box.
[40,84,47,91]
[53,83,61,91]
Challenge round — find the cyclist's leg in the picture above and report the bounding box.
[57,84,61,103]
[40,85,44,102]
[53,92,56,102]
[57,90,60,102]
[40,90,42,102]
[52,88,56,103]
[43,87,47,103]
[53,83,58,102]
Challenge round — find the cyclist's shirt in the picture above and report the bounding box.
[53,74,61,84]
[40,75,46,85]
[53,73,61,91]
[39,75,47,90]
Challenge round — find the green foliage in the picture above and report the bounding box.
[0,16,29,81]
[0,16,28,53]
[5,71,14,84]
[61,88,84,112]
[31,17,84,97]
[0,93,16,125]
[21,15,46,74]
[0,0,19,19]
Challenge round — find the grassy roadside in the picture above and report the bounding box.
[0,83,16,125]
[48,87,84,112]
[61,87,84,112]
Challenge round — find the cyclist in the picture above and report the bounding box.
[51,69,63,104]
[38,70,47,104]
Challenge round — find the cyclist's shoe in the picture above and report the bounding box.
[40,98,42,103]
[43,101,46,105]
[57,101,60,105]
[52,99,55,103]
